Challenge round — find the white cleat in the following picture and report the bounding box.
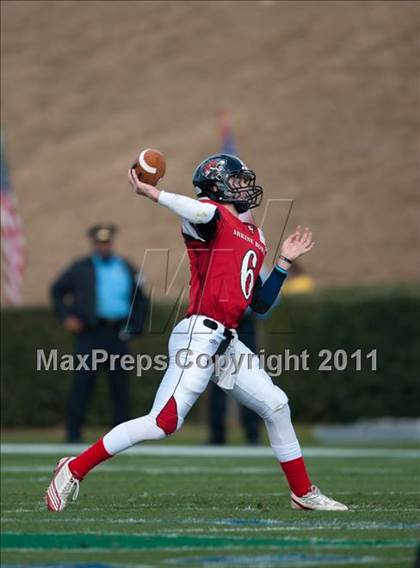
[291,485,348,511]
[45,457,80,512]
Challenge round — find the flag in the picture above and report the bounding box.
[1,133,24,305]
[220,110,238,156]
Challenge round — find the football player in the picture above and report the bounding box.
[45,154,348,512]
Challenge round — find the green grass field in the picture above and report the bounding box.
[1,433,419,568]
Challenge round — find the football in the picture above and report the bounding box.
[132,148,166,186]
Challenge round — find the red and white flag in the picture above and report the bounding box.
[1,133,24,305]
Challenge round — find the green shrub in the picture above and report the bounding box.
[265,285,420,421]
[1,284,419,426]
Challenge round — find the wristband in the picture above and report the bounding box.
[274,264,289,275]
[279,255,293,265]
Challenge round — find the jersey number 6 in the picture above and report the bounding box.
[241,249,258,300]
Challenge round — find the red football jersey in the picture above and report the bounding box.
[183,200,267,329]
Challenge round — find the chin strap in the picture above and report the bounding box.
[233,201,250,214]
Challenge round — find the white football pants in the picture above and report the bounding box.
[103,315,303,463]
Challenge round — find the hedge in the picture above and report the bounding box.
[1,284,419,427]
[264,284,420,422]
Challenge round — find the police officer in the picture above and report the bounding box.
[51,224,149,443]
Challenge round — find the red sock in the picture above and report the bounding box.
[280,457,312,497]
[69,438,111,480]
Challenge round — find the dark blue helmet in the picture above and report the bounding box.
[192,154,263,213]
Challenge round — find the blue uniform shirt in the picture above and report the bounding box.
[91,254,132,320]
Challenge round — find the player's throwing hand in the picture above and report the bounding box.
[128,168,160,202]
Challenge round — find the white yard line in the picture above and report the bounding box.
[1,443,419,458]
[1,465,273,474]
[2,464,420,484]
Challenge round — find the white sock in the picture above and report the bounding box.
[103,414,166,455]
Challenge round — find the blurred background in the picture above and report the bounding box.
[1,0,419,443]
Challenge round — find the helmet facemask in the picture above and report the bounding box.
[222,170,263,213]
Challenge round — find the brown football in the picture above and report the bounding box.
[132,149,166,186]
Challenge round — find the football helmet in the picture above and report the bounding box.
[192,154,263,213]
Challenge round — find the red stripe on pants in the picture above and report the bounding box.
[156,396,178,435]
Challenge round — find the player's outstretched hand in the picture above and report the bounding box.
[280,226,314,261]
[128,168,160,202]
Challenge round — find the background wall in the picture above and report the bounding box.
[1,0,419,305]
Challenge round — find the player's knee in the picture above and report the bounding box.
[262,389,289,422]
[155,396,180,436]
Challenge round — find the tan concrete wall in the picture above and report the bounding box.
[1,0,419,304]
